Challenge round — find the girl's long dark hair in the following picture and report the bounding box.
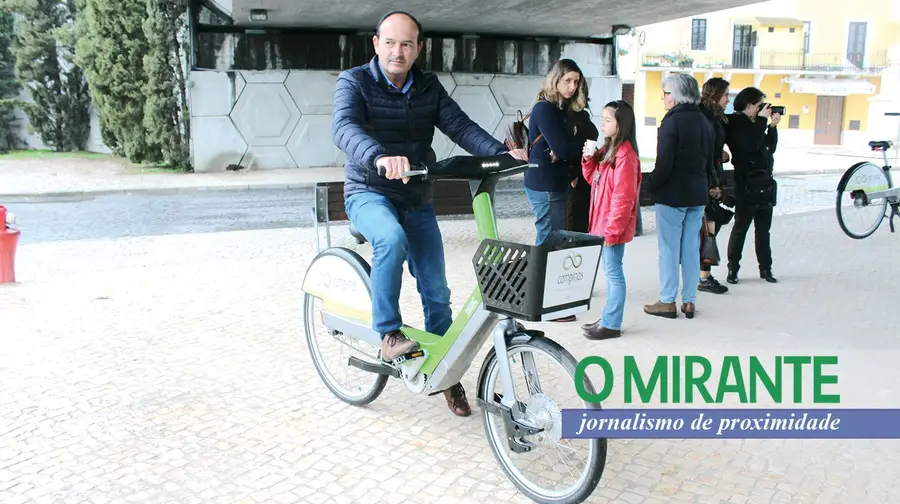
[599,100,638,169]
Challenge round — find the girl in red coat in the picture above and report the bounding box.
[579,100,642,340]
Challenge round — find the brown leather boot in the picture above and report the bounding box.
[443,383,472,417]
[581,318,602,332]
[681,302,695,319]
[643,300,677,319]
[381,330,419,362]
[584,325,621,340]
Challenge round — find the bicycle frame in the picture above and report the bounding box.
[864,150,897,202]
[314,170,562,398]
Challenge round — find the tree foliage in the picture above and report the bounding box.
[2,0,91,152]
[0,10,20,152]
[75,0,190,169]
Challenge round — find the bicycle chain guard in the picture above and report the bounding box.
[395,350,428,394]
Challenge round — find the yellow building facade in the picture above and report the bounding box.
[629,0,900,153]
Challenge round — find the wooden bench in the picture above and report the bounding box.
[312,179,477,252]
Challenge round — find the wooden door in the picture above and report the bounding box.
[814,96,844,145]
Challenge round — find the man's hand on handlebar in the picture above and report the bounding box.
[376,156,412,184]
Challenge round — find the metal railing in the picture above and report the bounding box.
[641,50,889,73]
[757,51,888,72]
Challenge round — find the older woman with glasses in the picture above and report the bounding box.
[643,73,718,319]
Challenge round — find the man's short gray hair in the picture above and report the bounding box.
[662,73,701,105]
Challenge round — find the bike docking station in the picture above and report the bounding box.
[301,153,610,503]
[0,205,20,285]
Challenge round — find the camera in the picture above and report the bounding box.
[762,103,785,115]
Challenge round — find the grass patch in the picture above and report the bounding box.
[0,149,115,161]
[1,149,186,173]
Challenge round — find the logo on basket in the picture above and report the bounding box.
[559,253,585,286]
[563,253,583,270]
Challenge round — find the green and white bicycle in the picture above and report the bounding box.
[301,153,607,503]
[836,112,900,239]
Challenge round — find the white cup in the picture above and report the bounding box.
[583,140,597,156]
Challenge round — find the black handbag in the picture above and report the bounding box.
[700,216,720,266]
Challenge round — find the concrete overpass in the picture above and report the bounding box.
[189,0,765,172]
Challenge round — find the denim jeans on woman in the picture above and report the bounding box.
[599,243,626,330]
[655,203,705,303]
[525,187,569,245]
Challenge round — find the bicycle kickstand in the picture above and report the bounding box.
[889,205,900,233]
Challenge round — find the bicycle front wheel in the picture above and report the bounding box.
[479,337,606,504]
[836,161,890,239]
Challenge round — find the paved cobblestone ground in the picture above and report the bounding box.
[3,207,900,503]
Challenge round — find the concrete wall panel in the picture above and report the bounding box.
[240,146,298,170]
[190,71,245,117]
[191,116,248,172]
[189,68,622,172]
[287,115,345,167]
[230,83,302,147]
[286,70,339,115]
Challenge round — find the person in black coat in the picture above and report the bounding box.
[723,86,781,284]
[565,107,600,233]
[697,77,732,295]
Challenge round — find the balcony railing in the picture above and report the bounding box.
[757,51,888,72]
[641,50,889,73]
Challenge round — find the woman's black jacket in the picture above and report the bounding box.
[724,112,778,207]
[647,103,718,208]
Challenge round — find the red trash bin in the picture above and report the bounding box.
[0,205,19,284]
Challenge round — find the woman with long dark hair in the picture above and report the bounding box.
[579,100,641,339]
[697,77,731,295]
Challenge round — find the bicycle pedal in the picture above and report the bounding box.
[392,349,425,366]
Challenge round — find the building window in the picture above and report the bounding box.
[691,19,707,50]
[645,117,657,126]
[789,27,796,33]
[788,115,800,129]
[768,27,774,33]
[849,120,861,131]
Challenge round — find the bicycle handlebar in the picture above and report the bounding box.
[376,153,536,182]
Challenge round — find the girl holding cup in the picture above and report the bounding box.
[579,100,642,340]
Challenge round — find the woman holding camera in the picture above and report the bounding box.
[724,86,781,284]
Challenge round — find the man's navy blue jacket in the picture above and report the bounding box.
[332,56,507,209]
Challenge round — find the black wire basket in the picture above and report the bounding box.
[472,230,604,321]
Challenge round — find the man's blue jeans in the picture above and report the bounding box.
[600,243,626,330]
[655,203,705,304]
[525,187,569,245]
[345,191,453,337]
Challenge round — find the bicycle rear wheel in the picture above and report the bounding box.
[836,161,890,239]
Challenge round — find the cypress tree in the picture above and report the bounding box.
[76,0,191,169]
[2,0,91,151]
[75,0,156,161]
[0,10,20,152]
[142,0,190,169]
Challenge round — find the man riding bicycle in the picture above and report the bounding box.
[331,10,528,417]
